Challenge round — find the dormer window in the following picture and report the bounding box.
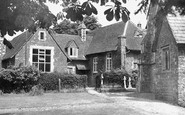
[68,47,78,58]
[39,31,46,40]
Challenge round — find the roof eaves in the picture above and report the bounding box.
[2,32,34,60]
[49,32,71,61]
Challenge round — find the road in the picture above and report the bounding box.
[1,89,185,115]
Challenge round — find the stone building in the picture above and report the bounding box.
[1,25,92,74]
[86,21,143,86]
[0,21,144,87]
[140,1,185,106]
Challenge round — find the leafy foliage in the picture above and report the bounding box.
[104,0,130,22]
[2,0,185,37]
[53,16,101,35]
[61,0,130,22]
[0,0,57,37]
[0,66,40,93]
[103,69,130,87]
[39,72,87,91]
[53,19,79,35]
[135,0,185,15]
[94,69,130,88]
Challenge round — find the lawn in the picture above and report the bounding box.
[0,92,109,110]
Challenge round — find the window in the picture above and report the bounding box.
[31,47,53,72]
[93,57,98,73]
[39,31,45,40]
[106,53,112,71]
[68,47,78,57]
[67,66,76,74]
[162,46,170,70]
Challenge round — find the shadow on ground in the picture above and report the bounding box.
[0,113,15,115]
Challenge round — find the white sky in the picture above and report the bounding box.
[5,0,147,40]
[46,0,147,27]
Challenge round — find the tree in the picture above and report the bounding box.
[0,0,57,37]
[53,19,79,35]
[136,0,185,92]
[83,15,101,30]
[1,0,185,37]
[53,15,101,35]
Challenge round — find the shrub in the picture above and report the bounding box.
[29,84,44,96]
[0,66,40,93]
[131,70,138,88]
[103,69,130,87]
[39,72,87,91]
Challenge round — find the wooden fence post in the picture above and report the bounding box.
[59,78,61,92]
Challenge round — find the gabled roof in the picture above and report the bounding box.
[167,15,185,43]
[51,34,93,60]
[3,31,33,60]
[2,30,92,61]
[86,21,143,55]
[65,40,79,48]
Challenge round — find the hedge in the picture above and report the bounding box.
[0,66,87,93]
[94,69,130,88]
[0,66,40,93]
[39,72,87,91]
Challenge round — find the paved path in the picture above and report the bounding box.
[87,88,185,115]
[0,88,185,115]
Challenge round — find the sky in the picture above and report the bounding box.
[46,0,147,28]
[5,0,147,40]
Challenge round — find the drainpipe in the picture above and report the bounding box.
[118,35,126,69]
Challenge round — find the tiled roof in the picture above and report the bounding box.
[3,31,33,60]
[3,31,93,61]
[86,21,143,55]
[52,34,93,60]
[167,15,185,43]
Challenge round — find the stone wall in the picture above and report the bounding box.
[178,45,185,106]
[151,18,178,103]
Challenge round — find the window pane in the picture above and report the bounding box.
[40,32,44,40]
[32,63,38,68]
[33,55,38,62]
[39,49,45,54]
[33,49,38,54]
[46,50,51,55]
[70,48,73,55]
[46,56,51,62]
[45,64,50,72]
[39,55,45,62]
[39,63,44,71]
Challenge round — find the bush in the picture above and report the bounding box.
[131,70,138,88]
[29,84,44,96]
[103,69,130,87]
[0,66,40,93]
[39,72,87,91]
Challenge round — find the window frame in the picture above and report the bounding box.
[67,66,76,74]
[93,57,98,73]
[39,31,46,41]
[30,46,54,73]
[68,47,78,58]
[162,46,170,71]
[106,52,112,71]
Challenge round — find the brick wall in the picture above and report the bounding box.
[14,29,68,73]
[87,51,121,86]
[87,50,140,86]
